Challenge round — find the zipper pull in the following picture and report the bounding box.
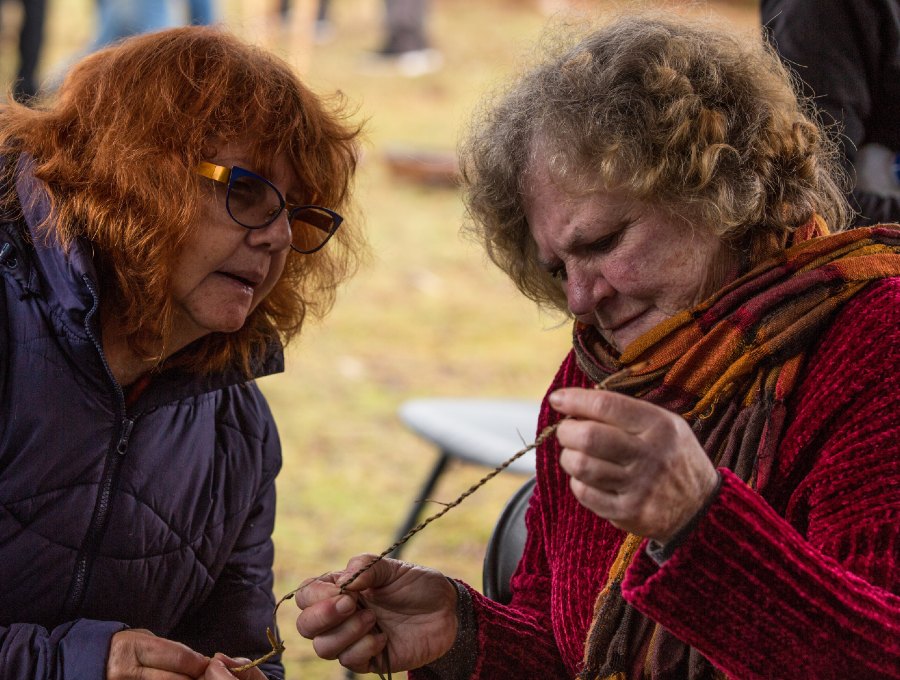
[116,418,134,456]
[0,242,16,268]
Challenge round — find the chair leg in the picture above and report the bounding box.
[389,451,450,558]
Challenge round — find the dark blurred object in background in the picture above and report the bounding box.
[383,145,458,188]
[762,0,900,225]
[0,0,47,101]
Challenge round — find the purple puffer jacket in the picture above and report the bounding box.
[0,166,285,679]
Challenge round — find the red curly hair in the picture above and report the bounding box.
[0,26,365,375]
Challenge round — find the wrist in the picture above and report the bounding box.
[648,470,723,564]
[422,580,477,678]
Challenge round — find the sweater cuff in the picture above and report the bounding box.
[646,470,724,565]
[410,579,477,680]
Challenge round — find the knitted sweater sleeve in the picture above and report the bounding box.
[459,475,571,679]
[408,493,570,680]
[621,278,900,679]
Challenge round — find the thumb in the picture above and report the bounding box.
[339,553,400,592]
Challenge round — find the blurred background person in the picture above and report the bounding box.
[40,0,220,96]
[189,0,218,25]
[763,0,900,225]
[374,0,442,76]
[294,11,900,679]
[0,25,363,679]
[90,0,219,52]
[90,0,173,50]
[0,0,47,101]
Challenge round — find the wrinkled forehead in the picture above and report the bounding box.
[210,139,302,196]
[523,134,593,198]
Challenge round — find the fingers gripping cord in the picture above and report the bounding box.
[232,422,561,675]
[234,375,634,674]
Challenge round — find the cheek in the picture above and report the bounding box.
[656,244,718,306]
[602,250,647,293]
[254,253,289,306]
[170,254,205,301]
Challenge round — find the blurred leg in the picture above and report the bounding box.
[316,0,329,22]
[188,0,217,25]
[15,0,47,100]
[91,0,174,50]
[381,0,429,54]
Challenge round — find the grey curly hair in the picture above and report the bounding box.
[459,11,850,313]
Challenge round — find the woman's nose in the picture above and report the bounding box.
[246,210,293,252]
[565,266,613,316]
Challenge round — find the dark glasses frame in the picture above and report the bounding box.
[195,161,344,254]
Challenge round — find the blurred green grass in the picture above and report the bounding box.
[1,1,756,677]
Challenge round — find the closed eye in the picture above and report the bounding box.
[587,230,622,255]
[550,265,567,281]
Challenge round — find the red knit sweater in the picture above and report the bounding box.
[462,278,900,679]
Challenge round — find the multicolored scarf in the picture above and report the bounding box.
[574,220,900,679]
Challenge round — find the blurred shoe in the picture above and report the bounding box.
[360,48,443,77]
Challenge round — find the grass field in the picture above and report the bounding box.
[1,1,756,677]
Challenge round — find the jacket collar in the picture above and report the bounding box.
[15,155,99,339]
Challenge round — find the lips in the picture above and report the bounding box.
[595,308,647,332]
[217,269,264,288]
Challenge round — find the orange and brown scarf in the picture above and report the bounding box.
[573,220,900,679]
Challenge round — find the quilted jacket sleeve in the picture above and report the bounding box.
[0,619,127,680]
[169,394,285,680]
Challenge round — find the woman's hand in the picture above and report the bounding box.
[106,629,209,679]
[295,555,459,675]
[550,387,719,544]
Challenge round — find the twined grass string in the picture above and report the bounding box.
[234,370,636,675]
[232,421,561,675]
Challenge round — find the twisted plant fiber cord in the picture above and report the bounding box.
[337,368,631,592]
[235,374,630,675]
[338,420,562,592]
[231,422,561,675]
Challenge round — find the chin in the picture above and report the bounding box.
[194,313,250,336]
[217,316,251,334]
[610,327,649,353]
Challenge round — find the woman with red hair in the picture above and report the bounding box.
[0,26,363,679]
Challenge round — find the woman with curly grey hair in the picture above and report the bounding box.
[296,12,900,679]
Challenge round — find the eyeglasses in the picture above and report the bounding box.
[195,161,344,254]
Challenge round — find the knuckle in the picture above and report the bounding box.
[313,638,339,661]
[583,424,606,452]
[569,476,589,502]
[566,450,592,480]
[591,389,611,413]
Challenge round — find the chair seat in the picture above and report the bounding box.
[398,398,541,474]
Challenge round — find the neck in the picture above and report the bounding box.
[101,326,157,387]
[100,307,206,386]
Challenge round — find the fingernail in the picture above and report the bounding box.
[234,657,251,664]
[335,594,356,615]
[549,390,563,407]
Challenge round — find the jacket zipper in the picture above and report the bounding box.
[62,275,136,617]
